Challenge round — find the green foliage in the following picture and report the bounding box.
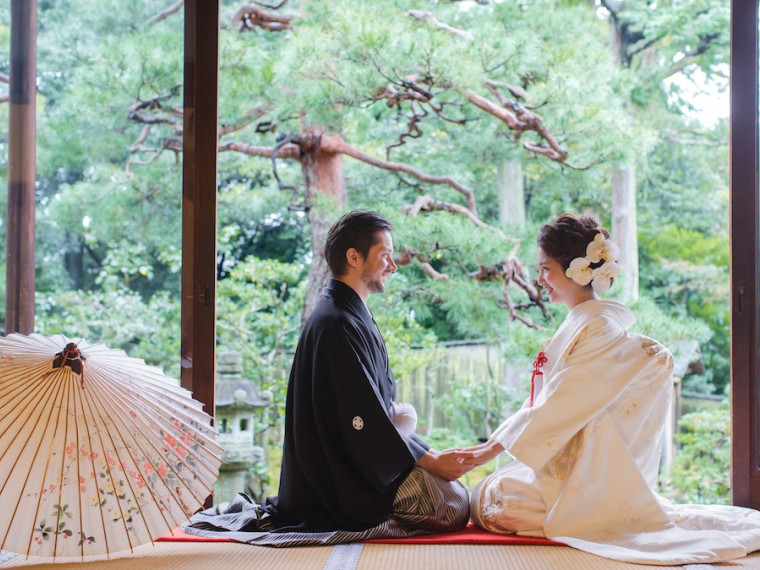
[384,211,541,342]
[370,276,440,380]
[217,182,309,271]
[270,0,639,173]
[35,289,181,376]
[639,129,729,235]
[419,372,524,493]
[0,0,733,503]
[435,371,524,444]
[661,404,730,504]
[639,224,729,393]
[216,256,306,420]
[628,296,712,347]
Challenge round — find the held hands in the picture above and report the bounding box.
[416,439,505,481]
[455,440,505,468]
[416,449,474,481]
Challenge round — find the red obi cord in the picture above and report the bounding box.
[529,351,547,407]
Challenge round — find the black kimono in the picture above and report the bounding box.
[266,279,429,532]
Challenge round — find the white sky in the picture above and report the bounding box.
[666,64,729,128]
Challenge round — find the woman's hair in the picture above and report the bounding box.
[324,210,393,277]
[537,213,611,271]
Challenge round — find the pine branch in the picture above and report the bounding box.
[147,0,184,27]
[230,4,295,33]
[321,135,478,214]
[406,10,474,41]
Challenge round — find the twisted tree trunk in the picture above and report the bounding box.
[497,159,525,229]
[300,128,348,323]
[611,164,639,301]
[607,1,640,302]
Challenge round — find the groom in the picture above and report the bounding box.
[186,210,470,544]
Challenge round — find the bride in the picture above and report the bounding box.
[458,213,760,565]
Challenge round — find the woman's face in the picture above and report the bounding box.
[536,247,595,308]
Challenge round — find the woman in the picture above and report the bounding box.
[461,214,760,565]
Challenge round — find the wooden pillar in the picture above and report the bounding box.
[730,0,760,508]
[181,0,219,428]
[5,0,37,335]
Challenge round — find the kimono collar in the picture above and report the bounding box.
[323,278,374,322]
[569,298,636,330]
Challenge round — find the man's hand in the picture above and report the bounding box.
[416,449,477,481]
[417,439,506,480]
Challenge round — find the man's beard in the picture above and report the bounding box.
[362,271,386,293]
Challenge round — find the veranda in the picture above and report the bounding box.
[2,2,760,569]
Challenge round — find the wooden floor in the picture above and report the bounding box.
[3,541,760,569]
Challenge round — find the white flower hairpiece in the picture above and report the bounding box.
[565,233,621,292]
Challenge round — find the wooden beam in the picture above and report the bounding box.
[181,1,219,428]
[730,0,760,508]
[5,0,37,335]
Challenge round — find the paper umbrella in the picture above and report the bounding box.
[0,333,222,559]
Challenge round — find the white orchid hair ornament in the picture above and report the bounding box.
[565,232,622,292]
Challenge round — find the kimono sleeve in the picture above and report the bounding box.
[492,316,646,472]
[313,323,418,494]
[407,433,430,458]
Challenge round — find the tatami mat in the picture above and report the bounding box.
[0,542,332,569]
[4,541,760,569]
[359,543,760,569]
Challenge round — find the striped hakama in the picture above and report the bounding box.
[182,467,469,547]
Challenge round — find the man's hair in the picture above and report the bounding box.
[324,210,394,277]
[537,213,610,271]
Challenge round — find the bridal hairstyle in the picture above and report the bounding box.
[537,213,611,272]
[324,210,394,278]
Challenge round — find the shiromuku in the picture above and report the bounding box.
[460,213,760,565]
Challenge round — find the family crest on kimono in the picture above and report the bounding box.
[459,213,760,565]
[183,210,470,546]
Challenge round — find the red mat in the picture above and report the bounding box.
[158,528,233,542]
[158,524,564,546]
[366,523,563,546]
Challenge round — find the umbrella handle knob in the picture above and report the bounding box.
[52,342,87,389]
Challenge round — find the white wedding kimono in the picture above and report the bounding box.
[472,299,760,565]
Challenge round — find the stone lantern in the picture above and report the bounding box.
[214,350,273,502]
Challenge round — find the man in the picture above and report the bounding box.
[184,210,470,545]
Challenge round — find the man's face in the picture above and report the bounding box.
[359,230,398,294]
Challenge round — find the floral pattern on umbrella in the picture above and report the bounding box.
[0,333,223,559]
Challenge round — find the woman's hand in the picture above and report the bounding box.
[445,440,505,468]
[417,440,506,480]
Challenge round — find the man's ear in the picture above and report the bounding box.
[346,247,361,268]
